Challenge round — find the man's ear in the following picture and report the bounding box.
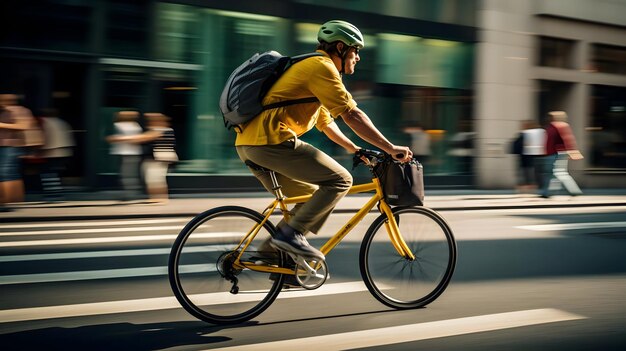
[336,42,344,53]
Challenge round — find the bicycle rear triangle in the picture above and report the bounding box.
[168,149,457,324]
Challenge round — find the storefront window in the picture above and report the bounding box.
[592,44,626,75]
[538,36,576,69]
[399,87,473,175]
[1,0,92,51]
[588,85,626,169]
[100,3,473,186]
[155,3,200,63]
[185,10,287,174]
[294,0,477,27]
[105,0,149,57]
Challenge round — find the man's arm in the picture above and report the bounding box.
[340,107,412,161]
[322,121,360,153]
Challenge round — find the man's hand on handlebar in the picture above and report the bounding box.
[388,145,413,162]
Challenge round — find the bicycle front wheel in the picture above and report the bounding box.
[168,206,284,324]
[360,206,457,309]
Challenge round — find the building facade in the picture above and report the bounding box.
[0,0,624,192]
[476,0,626,189]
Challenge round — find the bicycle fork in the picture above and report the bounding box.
[379,201,416,261]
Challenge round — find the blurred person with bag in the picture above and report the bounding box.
[540,111,583,198]
[106,110,144,201]
[136,113,177,204]
[511,120,545,194]
[403,124,431,165]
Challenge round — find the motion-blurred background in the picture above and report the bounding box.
[1,0,624,194]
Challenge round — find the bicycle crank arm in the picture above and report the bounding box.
[287,253,329,290]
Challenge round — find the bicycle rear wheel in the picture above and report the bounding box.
[168,206,284,324]
[360,206,456,309]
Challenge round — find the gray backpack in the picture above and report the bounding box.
[219,51,323,131]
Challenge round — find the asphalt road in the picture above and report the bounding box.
[1,205,625,350]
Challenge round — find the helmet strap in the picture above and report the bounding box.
[337,43,349,75]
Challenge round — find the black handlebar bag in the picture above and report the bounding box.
[375,158,424,207]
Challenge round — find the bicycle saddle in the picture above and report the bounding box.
[244,160,272,172]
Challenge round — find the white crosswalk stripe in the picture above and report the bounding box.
[0,232,242,248]
[516,221,626,231]
[0,218,189,230]
[0,225,185,236]
[0,263,215,285]
[207,309,586,351]
[0,282,369,323]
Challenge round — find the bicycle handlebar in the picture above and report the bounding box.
[352,149,418,171]
[352,149,385,170]
[356,148,385,159]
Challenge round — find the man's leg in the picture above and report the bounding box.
[238,139,352,233]
[236,139,352,258]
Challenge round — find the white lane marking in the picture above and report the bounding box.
[0,225,186,237]
[516,221,626,231]
[0,233,242,248]
[0,218,189,230]
[0,246,229,263]
[0,248,173,262]
[0,264,215,285]
[0,281,368,323]
[208,308,586,351]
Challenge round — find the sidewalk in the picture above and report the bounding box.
[2,189,625,222]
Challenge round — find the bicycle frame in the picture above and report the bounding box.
[232,176,416,275]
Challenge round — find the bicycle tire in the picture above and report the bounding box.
[168,206,285,324]
[360,206,457,309]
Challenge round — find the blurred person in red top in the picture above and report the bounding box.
[540,111,583,198]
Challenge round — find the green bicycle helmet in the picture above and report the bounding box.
[317,20,364,49]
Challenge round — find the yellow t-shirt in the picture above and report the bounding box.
[235,50,357,146]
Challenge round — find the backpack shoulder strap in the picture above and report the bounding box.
[262,97,319,111]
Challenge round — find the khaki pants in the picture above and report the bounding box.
[236,138,352,234]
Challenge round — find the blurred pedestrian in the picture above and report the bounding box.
[511,120,545,193]
[38,108,75,201]
[137,113,178,204]
[447,121,475,175]
[0,94,39,211]
[106,110,144,201]
[540,111,583,198]
[404,124,431,165]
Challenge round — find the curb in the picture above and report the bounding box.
[2,200,625,223]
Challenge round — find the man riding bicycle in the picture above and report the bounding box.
[235,20,413,261]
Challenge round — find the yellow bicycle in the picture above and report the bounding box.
[168,149,457,324]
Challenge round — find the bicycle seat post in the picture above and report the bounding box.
[268,170,286,201]
[244,160,286,201]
